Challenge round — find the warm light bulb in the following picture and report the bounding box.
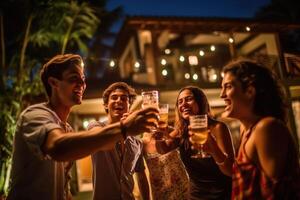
[192,73,198,80]
[109,60,115,68]
[210,45,216,51]
[162,69,168,76]
[199,50,205,56]
[184,73,190,79]
[161,59,167,65]
[83,120,89,129]
[164,49,171,54]
[179,55,185,62]
[134,61,140,68]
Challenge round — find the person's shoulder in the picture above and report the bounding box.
[127,136,143,145]
[21,102,47,113]
[256,117,287,132]
[212,120,229,132]
[255,117,289,140]
[20,102,54,120]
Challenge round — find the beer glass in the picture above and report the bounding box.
[189,114,210,158]
[158,104,169,138]
[141,90,159,109]
[141,90,159,132]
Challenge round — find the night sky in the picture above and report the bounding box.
[106,0,271,18]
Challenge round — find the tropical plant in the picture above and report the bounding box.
[0,0,102,196]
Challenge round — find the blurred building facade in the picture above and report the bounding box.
[70,16,300,196]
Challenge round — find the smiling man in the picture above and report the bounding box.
[7,55,158,200]
[88,82,150,200]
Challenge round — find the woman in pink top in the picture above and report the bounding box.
[219,59,300,199]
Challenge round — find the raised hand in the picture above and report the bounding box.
[122,106,159,136]
[189,126,216,154]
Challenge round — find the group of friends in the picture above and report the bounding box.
[6,54,300,200]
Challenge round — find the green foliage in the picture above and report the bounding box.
[0,0,104,196]
[58,1,100,54]
[0,94,19,196]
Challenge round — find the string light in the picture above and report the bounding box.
[162,69,168,76]
[184,73,190,79]
[179,55,185,62]
[192,73,198,80]
[109,60,115,68]
[164,49,171,54]
[245,26,251,32]
[199,50,205,56]
[228,37,234,43]
[83,120,89,129]
[134,61,140,68]
[210,45,216,51]
[161,58,167,65]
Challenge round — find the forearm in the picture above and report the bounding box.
[46,122,123,161]
[210,148,233,176]
[209,124,234,176]
[155,138,178,154]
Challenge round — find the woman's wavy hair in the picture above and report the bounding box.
[174,86,213,137]
[222,59,288,122]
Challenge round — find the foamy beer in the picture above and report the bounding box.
[189,114,210,158]
[141,90,159,132]
[141,90,159,109]
[158,104,169,129]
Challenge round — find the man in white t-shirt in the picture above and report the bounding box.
[7,54,158,200]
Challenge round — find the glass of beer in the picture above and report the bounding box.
[189,114,210,158]
[158,104,169,138]
[141,90,159,132]
[141,90,159,109]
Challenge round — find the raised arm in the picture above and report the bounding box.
[42,107,159,161]
[155,129,180,154]
[206,122,235,176]
[189,121,234,176]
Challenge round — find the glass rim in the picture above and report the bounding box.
[141,90,159,96]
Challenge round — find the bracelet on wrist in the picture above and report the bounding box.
[215,152,228,166]
[120,120,127,140]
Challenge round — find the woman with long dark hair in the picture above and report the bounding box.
[220,59,300,199]
[156,86,234,199]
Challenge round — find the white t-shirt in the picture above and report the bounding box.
[7,103,73,200]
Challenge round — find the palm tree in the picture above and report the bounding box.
[0,0,103,196]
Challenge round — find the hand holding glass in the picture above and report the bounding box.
[158,104,169,139]
[189,114,210,158]
[141,90,159,133]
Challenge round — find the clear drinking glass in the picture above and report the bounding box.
[158,104,169,138]
[141,90,159,109]
[141,90,159,133]
[189,114,210,158]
